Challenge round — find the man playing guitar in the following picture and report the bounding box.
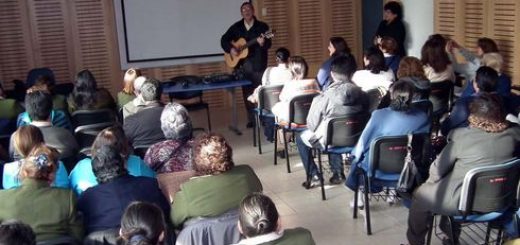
[221,1,271,128]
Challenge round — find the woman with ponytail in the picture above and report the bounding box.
[234,193,315,245]
[119,202,166,245]
[344,81,430,207]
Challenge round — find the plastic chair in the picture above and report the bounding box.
[426,158,520,245]
[252,84,283,154]
[274,93,318,173]
[429,80,454,116]
[71,109,115,154]
[352,134,431,235]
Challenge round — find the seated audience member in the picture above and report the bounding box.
[234,193,315,245]
[11,90,78,161]
[317,37,351,90]
[67,69,116,113]
[77,145,169,235]
[118,202,167,245]
[144,103,193,174]
[171,134,263,228]
[441,66,498,136]
[397,56,431,101]
[352,46,395,92]
[4,126,69,189]
[296,54,368,188]
[30,75,67,111]
[0,82,23,134]
[122,76,147,119]
[124,78,166,148]
[406,94,520,245]
[117,68,141,109]
[0,144,83,242]
[447,37,500,81]
[345,81,431,205]
[69,126,155,195]
[17,85,72,131]
[460,52,512,98]
[0,220,36,245]
[379,36,401,77]
[421,34,455,83]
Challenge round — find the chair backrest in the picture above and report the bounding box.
[458,158,520,215]
[366,87,387,112]
[326,114,370,148]
[258,84,283,111]
[71,109,115,129]
[369,134,431,176]
[429,80,454,114]
[175,209,241,245]
[289,93,317,125]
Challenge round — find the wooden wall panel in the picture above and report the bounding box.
[261,0,291,67]
[330,0,362,62]
[489,0,517,81]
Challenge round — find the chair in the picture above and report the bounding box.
[429,80,454,117]
[315,114,370,200]
[165,76,211,132]
[274,93,318,173]
[175,209,241,245]
[366,87,387,112]
[352,134,431,235]
[252,84,283,154]
[412,99,434,131]
[71,109,115,155]
[426,158,520,245]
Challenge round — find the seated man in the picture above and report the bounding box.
[123,78,165,148]
[296,54,368,188]
[122,76,147,119]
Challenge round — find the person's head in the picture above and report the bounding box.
[25,90,52,122]
[12,125,45,158]
[160,103,193,140]
[288,56,308,80]
[379,36,398,55]
[329,54,357,83]
[477,37,499,56]
[397,56,427,80]
[133,76,147,96]
[328,37,351,57]
[421,37,451,73]
[240,2,255,22]
[364,46,387,74]
[25,68,55,88]
[123,68,142,95]
[389,80,414,112]
[274,47,290,65]
[91,126,131,160]
[193,133,234,176]
[140,78,161,102]
[0,220,36,245]
[468,93,508,133]
[91,145,128,184]
[480,53,503,74]
[383,1,403,22]
[72,69,98,108]
[20,144,59,183]
[119,202,166,245]
[238,193,280,238]
[474,66,498,93]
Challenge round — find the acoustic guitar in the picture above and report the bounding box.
[224,30,275,68]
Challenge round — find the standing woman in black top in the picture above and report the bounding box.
[375,1,406,56]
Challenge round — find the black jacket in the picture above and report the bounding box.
[123,105,165,147]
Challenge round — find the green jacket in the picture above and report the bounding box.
[0,179,83,242]
[0,99,23,119]
[116,91,135,108]
[171,165,262,228]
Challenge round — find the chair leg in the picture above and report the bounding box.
[317,150,326,201]
[485,222,492,244]
[426,215,435,245]
[282,127,291,173]
[446,216,455,245]
[205,107,212,132]
[495,228,503,245]
[353,176,359,219]
[273,125,278,166]
[363,173,372,235]
[253,114,257,148]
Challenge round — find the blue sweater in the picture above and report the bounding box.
[316,57,334,90]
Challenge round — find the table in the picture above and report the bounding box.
[162,80,252,135]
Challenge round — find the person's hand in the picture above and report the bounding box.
[257,36,265,46]
[374,36,382,46]
[230,47,239,57]
[446,40,454,53]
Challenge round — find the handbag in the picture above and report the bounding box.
[396,134,423,199]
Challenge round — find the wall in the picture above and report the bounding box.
[401,0,434,57]
[362,0,383,51]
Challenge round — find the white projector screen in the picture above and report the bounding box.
[114,0,248,69]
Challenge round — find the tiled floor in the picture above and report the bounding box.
[191,107,443,244]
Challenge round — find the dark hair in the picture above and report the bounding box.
[0,220,36,245]
[477,38,499,53]
[330,54,357,83]
[120,202,166,245]
[92,126,130,160]
[364,46,388,74]
[421,37,451,73]
[329,37,351,56]
[275,47,290,63]
[384,1,403,20]
[91,145,128,184]
[71,69,98,109]
[379,36,398,55]
[469,93,505,123]
[140,78,162,102]
[389,80,414,111]
[25,90,52,121]
[239,193,279,238]
[241,2,253,10]
[475,66,498,92]
[193,133,234,176]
